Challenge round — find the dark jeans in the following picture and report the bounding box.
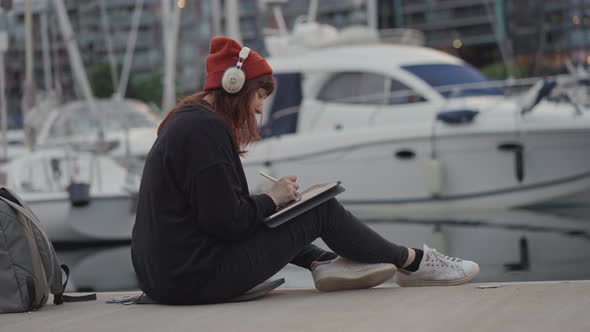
[194,198,409,304]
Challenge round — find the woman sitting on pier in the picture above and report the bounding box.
[131,36,480,305]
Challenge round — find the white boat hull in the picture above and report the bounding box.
[25,194,135,242]
[342,171,590,216]
[243,126,590,215]
[0,148,140,242]
[58,246,136,292]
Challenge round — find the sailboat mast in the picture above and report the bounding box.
[161,0,181,112]
[41,9,53,92]
[24,0,34,102]
[272,5,287,36]
[366,0,377,30]
[308,0,318,22]
[210,0,222,35]
[51,0,95,106]
[23,0,35,149]
[116,0,145,99]
[0,30,7,160]
[225,0,242,43]
[99,0,119,91]
[52,0,106,157]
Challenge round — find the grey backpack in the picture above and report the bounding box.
[0,187,96,313]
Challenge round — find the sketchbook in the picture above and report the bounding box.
[263,181,345,228]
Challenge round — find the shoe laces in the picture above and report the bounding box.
[428,248,462,268]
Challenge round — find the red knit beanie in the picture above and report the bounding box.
[204,36,273,91]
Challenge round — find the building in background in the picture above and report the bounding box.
[377,0,501,68]
[205,0,267,57]
[274,0,590,78]
[2,0,212,128]
[383,0,590,76]
[2,0,51,128]
[268,0,503,67]
[77,0,164,87]
[270,0,369,31]
[507,0,590,75]
[77,0,212,100]
[269,0,505,69]
[3,0,590,129]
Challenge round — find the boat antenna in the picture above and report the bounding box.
[161,0,182,112]
[261,0,289,36]
[225,0,242,43]
[480,0,515,79]
[308,0,318,22]
[0,22,7,161]
[366,0,377,31]
[23,0,36,150]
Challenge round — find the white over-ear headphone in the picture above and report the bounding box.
[221,47,251,94]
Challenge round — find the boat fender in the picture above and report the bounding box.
[67,182,91,207]
[427,159,444,197]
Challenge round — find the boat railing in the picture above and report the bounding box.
[431,77,538,97]
[378,28,425,46]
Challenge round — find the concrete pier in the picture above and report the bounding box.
[2,280,589,332]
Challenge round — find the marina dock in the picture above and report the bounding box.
[3,280,589,332]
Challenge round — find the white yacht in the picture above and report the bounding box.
[242,25,590,215]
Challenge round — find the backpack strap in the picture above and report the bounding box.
[53,265,97,304]
[0,193,41,226]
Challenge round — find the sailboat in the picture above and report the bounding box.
[0,147,139,242]
[0,0,156,242]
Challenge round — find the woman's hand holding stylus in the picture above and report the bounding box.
[267,175,300,208]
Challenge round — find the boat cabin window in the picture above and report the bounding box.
[402,63,504,98]
[259,73,303,139]
[48,102,157,139]
[317,72,387,105]
[388,79,427,105]
[317,72,425,105]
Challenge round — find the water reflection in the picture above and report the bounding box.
[57,245,137,292]
[56,208,590,292]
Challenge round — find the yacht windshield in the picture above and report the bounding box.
[49,100,158,138]
[402,64,504,98]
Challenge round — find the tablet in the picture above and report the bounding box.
[263,181,345,227]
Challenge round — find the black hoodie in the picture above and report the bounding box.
[131,104,276,301]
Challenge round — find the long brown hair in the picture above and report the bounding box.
[158,74,275,156]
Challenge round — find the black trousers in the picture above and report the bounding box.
[193,198,409,304]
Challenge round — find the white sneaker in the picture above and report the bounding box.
[311,256,397,292]
[395,244,480,287]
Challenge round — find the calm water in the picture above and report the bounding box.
[56,204,590,292]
